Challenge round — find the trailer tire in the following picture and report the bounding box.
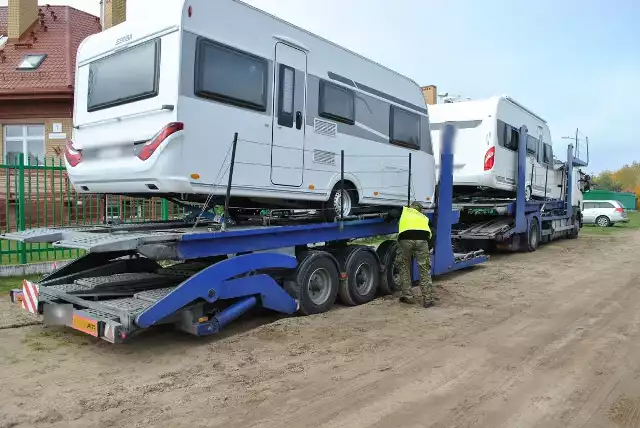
[377,240,401,295]
[338,249,380,306]
[569,213,580,239]
[526,219,540,252]
[291,251,339,315]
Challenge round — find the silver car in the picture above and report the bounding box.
[582,200,629,227]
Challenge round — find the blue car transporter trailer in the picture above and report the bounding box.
[4,125,486,343]
[452,124,589,252]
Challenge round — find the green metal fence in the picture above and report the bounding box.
[1,154,183,265]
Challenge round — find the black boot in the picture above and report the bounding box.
[423,300,434,308]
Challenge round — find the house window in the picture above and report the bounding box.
[319,80,355,125]
[195,38,268,111]
[16,54,47,70]
[389,105,420,149]
[3,125,45,164]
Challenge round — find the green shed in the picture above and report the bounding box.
[584,190,637,211]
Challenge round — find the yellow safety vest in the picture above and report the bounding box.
[398,206,431,235]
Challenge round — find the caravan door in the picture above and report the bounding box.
[271,43,307,187]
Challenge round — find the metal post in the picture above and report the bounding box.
[544,166,549,200]
[101,194,107,224]
[340,150,345,221]
[222,133,239,231]
[17,153,26,264]
[407,152,412,206]
[339,150,345,230]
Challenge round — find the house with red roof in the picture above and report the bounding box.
[0,0,125,232]
[0,0,126,164]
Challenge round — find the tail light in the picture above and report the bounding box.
[137,122,184,161]
[64,141,82,167]
[615,207,624,213]
[484,146,495,171]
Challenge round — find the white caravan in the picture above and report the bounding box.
[67,0,436,217]
[429,96,582,207]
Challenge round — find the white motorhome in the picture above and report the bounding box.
[66,0,436,217]
[429,96,582,207]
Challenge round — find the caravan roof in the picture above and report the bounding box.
[428,95,547,124]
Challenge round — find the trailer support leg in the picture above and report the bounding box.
[194,296,259,336]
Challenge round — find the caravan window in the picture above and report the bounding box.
[497,120,519,151]
[543,143,553,164]
[526,135,538,155]
[390,106,420,149]
[87,39,160,112]
[277,64,295,127]
[319,80,355,125]
[195,39,268,111]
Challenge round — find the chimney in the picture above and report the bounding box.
[103,0,127,30]
[8,0,39,40]
[421,85,437,106]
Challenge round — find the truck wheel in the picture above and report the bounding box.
[595,215,610,227]
[569,213,580,239]
[338,249,380,306]
[293,252,339,315]
[376,240,402,295]
[526,220,539,252]
[569,223,579,239]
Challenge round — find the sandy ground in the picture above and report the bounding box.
[1,231,639,428]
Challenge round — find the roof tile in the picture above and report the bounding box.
[0,5,101,95]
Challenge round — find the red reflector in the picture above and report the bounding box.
[484,146,495,171]
[138,122,184,161]
[188,5,192,17]
[64,141,82,167]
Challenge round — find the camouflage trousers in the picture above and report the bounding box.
[397,239,434,303]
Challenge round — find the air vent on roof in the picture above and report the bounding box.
[314,118,337,137]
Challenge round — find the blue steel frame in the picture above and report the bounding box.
[135,123,488,332]
[136,253,299,329]
[509,124,586,242]
[432,124,488,274]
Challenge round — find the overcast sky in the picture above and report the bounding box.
[3,0,638,173]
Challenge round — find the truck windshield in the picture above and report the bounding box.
[87,39,160,112]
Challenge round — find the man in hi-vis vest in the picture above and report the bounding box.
[388,201,434,308]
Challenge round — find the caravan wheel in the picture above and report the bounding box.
[327,183,358,219]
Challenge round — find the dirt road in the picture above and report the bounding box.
[1,230,639,428]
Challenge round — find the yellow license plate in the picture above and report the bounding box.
[72,314,98,337]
